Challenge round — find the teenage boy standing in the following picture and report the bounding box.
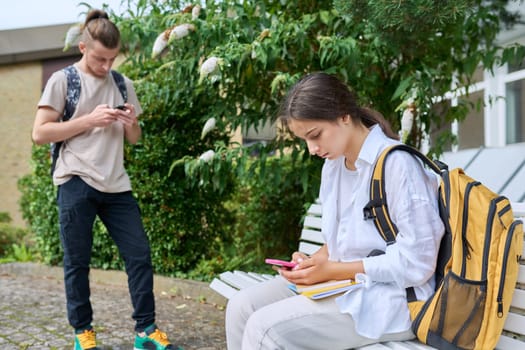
[32,9,181,350]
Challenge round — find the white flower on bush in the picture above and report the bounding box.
[199,150,215,162]
[227,8,237,18]
[400,101,415,143]
[201,117,216,139]
[199,56,223,83]
[168,23,195,43]
[192,5,202,20]
[152,30,170,58]
[200,56,220,76]
[63,24,81,51]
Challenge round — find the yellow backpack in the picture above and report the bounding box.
[363,144,523,350]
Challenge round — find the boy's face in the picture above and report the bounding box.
[79,40,120,78]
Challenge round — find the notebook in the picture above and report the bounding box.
[288,279,363,300]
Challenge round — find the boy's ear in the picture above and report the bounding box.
[78,41,86,54]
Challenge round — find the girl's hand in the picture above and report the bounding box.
[291,251,309,265]
[280,254,330,285]
[280,255,364,286]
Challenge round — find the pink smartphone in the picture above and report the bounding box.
[265,258,297,269]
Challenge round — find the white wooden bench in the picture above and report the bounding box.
[210,201,525,349]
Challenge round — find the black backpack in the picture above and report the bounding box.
[49,65,128,175]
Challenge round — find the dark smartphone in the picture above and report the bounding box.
[114,104,127,110]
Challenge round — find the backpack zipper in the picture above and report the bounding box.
[496,219,520,317]
[460,182,480,276]
[482,197,509,284]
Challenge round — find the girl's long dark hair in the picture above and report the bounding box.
[279,73,398,140]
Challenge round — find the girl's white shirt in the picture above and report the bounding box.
[319,125,445,339]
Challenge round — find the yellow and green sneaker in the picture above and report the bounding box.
[74,326,99,350]
[133,324,182,350]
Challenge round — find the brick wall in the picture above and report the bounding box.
[0,62,42,227]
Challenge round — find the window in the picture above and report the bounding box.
[504,59,525,144]
[243,119,276,145]
[457,90,485,149]
[505,79,525,143]
[42,55,80,90]
[438,66,486,151]
[448,59,525,149]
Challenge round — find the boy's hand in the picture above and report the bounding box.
[87,104,120,128]
[113,103,138,126]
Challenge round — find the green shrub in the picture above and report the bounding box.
[228,156,321,270]
[0,243,35,263]
[19,141,236,275]
[0,212,11,223]
[0,222,28,256]
[186,154,322,280]
[0,211,37,263]
[18,146,63,265]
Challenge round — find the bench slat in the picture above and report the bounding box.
[217,271,249,290]
[303,215,322,230]
[242,272,265,282]
[209,278,239,300]
[306,203,322,216]
[300,228,324,244]
[358,344,397,349]
[218,271,260,290]
[359,342,435,350]
[247,272,275,281]
[496,333,525,350]
[511,288,525,309]
[503,312,525,335]
[512,202,525,217]
[234,270,268,286]
[382,342,436,349]
[298,241,322,256]
[518,265,525,285]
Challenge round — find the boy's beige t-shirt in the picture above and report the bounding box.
[38,64,143,193]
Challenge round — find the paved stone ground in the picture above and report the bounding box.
[0,263,227,350]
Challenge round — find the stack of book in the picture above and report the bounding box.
[288,279,363,300]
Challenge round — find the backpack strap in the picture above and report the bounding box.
[50,65,81,175]
[363,144,444,302]
[63,65,81,122]
[363,144,442,243]
[111,70,128,103]
[50,67,128,175]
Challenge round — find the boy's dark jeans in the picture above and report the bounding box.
[57,176,155,332]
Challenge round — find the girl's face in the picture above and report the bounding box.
[287,116,351,160]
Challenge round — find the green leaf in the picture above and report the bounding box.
[391,77,413,101]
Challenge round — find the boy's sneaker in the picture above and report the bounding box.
[134,324,182,350]
[74,326,99,350]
